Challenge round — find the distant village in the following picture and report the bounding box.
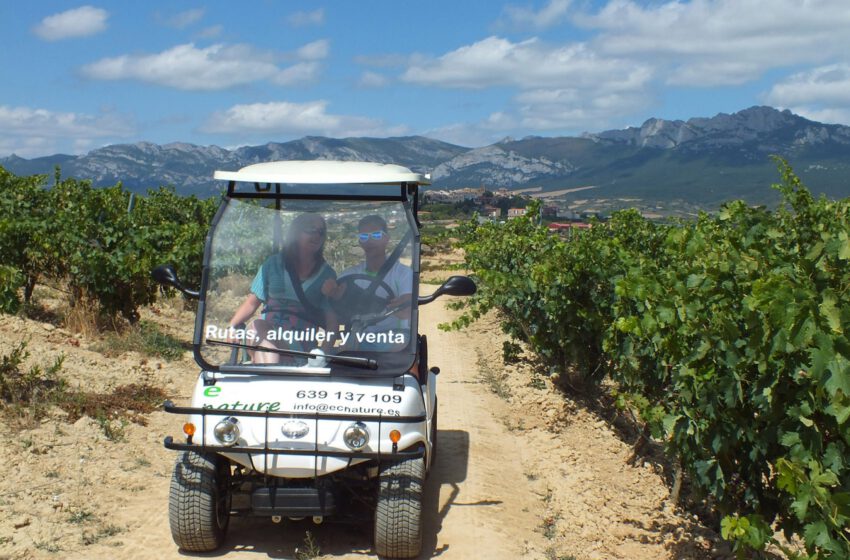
[422,186,600,234]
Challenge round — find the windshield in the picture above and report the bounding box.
[198,196,418,375]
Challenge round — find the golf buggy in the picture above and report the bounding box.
[152,160,475,558]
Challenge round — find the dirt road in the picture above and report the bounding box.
[0,289,720,559]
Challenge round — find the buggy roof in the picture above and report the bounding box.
[214,160,430,186]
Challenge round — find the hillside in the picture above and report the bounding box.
[3,106,850,208]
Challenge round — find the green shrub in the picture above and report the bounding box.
[0,341,66,422]
[0,166,215,327]
[92,320,185,361]
[451,160,850,558]
[502,340,523,364]
[0,265,23,314]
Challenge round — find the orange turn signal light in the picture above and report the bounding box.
[389,430,401,443]
[183,422,196,437]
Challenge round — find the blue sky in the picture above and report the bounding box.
[3,1,850,158]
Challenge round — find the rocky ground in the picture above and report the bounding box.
[0,253,732,559]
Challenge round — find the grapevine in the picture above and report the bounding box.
[0,166,216,323]
[452,159,850,558]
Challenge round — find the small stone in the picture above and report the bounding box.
[13,517,31,529]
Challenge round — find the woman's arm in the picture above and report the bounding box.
[229,293,262,327]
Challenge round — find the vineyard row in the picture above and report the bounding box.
[449,160,850,559]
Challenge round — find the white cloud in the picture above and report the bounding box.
[581,0,850,86]
[666,60,763,87]
[82,42,323,90]
[297,39,330,61]
[420,123,495,148]
[0,105,134,157]
[404,1,850,143]
[515,88,651,130]
[767,64,850,107]
[354,53,410,68]
[33,5,108,41]
[789,107,850,126]
[166,8,205,29]
[400,35,654,144]
[402,36,651,91]
[424,86,653,148]
[272,62,322,86]
[202,101,406,138]
[288,8,325,27]
[765,64,850,126]
[501,0,572,29]
[197,25,223,39]
[359,71,389,88]
[424,108,575,147]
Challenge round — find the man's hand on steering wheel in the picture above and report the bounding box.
[329,274,397,322]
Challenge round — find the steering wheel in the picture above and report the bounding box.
[330,274,396,322]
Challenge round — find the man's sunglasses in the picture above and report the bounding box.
[357,230,385,242]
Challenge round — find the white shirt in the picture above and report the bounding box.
[339,260,413,332]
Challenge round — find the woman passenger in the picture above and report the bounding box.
[227,213,337,364]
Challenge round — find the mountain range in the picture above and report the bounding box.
[3,106,849,209]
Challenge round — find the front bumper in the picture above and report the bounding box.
[162,400,426,465]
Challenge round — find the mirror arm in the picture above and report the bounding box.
[418,275,476,305]
[418,293,437,305]
[151,263,200,300]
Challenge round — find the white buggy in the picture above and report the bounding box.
[153,161,475,558]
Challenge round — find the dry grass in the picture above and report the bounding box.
[1,341,168,434]
[60,383,168,427]
[91,320,186,361]
[64,296,123,336]
[0,341,66,428]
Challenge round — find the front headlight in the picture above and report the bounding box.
[343,422,369,451]
[213,416,241,446]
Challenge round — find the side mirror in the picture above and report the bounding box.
[419,275,476,305]
[152,264,200,299]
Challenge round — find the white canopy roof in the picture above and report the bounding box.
[214,160,430,185]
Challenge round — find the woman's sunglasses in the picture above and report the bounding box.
[302,227,326,237]
[357,231,385,242]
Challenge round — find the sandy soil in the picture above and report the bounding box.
[0,270,727,560]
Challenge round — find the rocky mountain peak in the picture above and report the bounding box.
[587,106,841,149]
[686,106,800,134]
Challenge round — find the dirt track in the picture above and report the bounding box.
[0,283,723,560]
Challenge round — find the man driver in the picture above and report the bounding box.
[322,214,412,341]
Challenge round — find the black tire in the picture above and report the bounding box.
[374,456,425,559]
[168,451,231,552]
